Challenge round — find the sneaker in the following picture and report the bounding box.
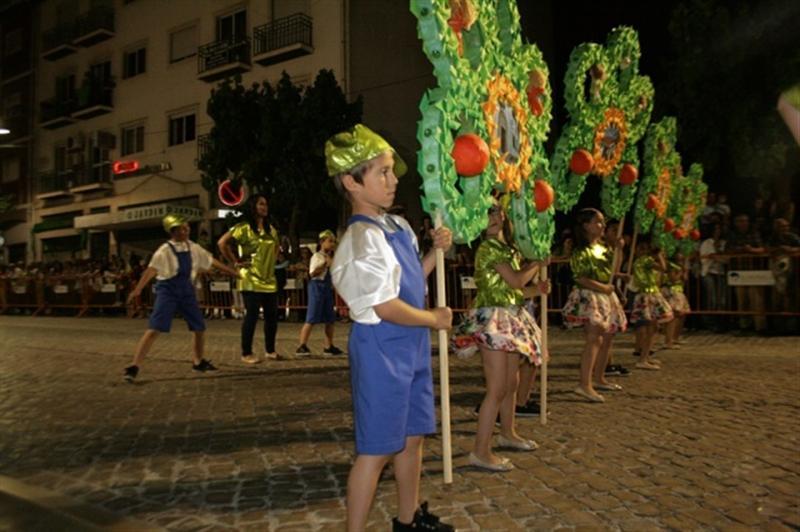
[123,365,139,383]
[295,344,312,357]
[616,365,631,376]
[241,354,262,365]
[604,364,622,376]
[192,359,217,372]
[264,352,279,361]
[323,345,344,355]
[393,501,455,531]
[515,400,543,417]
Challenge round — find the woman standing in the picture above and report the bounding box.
[218,194,282,363]
[452,200,545,472]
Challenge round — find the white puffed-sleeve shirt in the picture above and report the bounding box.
[148,240,213,281]
[331,214,418,324]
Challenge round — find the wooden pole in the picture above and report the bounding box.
[539,264,549,426]
[434,212,453,484]
[610,215,626,281]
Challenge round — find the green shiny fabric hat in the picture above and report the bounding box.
[163,213,188,233]
[325,124,408,177]
[318,229,336,242]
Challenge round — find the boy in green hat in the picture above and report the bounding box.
[327,124,455,531]
[295,229,345,356]
[124,214,239,382]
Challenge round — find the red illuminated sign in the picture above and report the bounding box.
[113,160,140,175]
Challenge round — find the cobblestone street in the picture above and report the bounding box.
[0,316,798,531]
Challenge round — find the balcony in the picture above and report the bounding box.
[72,84,114,120]
[252,13,313,66]
[41,24,78,61]
[197,38,251,82]
[196,134,211,164]
[40,98,77,129]
[69,164,112,194]
[73,6,115,47]
[36,171,71,200]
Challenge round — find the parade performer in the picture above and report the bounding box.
[295,230,344,356]
[326,124,454,532]
[217,193,282,363]
[630,236,674,369]
[453,200,546,472]
[562,208,627,402]
[662,254,690,348]
[124,214,240,382]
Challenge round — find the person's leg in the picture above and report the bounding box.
[324,323,335,348]
[263,292,279,354]
[499,353,523,440]
[473,348,509,464]
[579,325,603,393]
[240,291,259,355]
[298,322,313,346]
[639,323,660,367]
[634,325,643,355]
[347,454,392,532]
[593,333,615,385]
[516,362,536,407]
[664,318,677,347]
[191,331,204,366]
[130,329,159,366]
[393,435,423,525]
[751,286,767,332]
[735,286,751,330]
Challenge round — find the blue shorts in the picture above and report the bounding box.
[306,279,336,324]
[149,283,206,333]
[348,321,435,455]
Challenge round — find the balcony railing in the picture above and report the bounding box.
[72,82,114,120]
[253,13,313,65]
[197,37,251,81]
[41,23,77,60]
[70,164,112,191]
[73,6,115,47]
[37,171,70,197]
[40,98,77,129]
[197,134,211,164]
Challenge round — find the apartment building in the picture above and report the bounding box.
[6,0,345,263]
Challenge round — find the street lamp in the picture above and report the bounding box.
[0,116,10,135]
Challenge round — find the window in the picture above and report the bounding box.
[55,74,76,103]
[3,29,23,57]
[168,113,195,146]
[1,157,20,184]
[90,131,112,183]
[217,10,247,41]
[170,24,196,63]
[123,47,146,79]
[121,123,144,155]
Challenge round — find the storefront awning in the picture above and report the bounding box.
[74,203,203,231]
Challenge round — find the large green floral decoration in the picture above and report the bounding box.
[653,163,705,255]
[637,117,680,234]
[550,26,654,219]
[411,0,555,259]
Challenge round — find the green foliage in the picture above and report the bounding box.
[638,117,680,234]
[550,26,654,217]
[199,70,362,233]
[411,0,554,259]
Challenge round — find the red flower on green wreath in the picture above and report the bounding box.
[550,26,655,220]
[411,0,555,259]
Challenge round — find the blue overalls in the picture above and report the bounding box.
[346,215,435,455]
[148,242,206,333]
[306,258,335,324]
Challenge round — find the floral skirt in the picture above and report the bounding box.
[631,292,674,326]
[450,306,542,365]
[562,288,628,334]
[662,287,690,314]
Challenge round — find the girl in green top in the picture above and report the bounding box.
[629,236,673,370]
[561,208,627,403]
[452,200,547,472]
[218,193,282,363]
[662,254,690,349]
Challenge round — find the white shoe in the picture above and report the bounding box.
[496,434,539,451]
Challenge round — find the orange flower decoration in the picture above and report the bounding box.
[592,108,627,177]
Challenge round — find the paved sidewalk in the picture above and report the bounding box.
[0,316,797,531]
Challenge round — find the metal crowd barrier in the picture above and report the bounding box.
[2,252,798,324]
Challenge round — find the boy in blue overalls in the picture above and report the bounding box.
[326,124,454,532]
[124,214,240,383]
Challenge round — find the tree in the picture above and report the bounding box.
[200,69,362,253]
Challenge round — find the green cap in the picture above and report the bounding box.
[325,124,408,177]
[162,213,188,233]
[318,229,336,242]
